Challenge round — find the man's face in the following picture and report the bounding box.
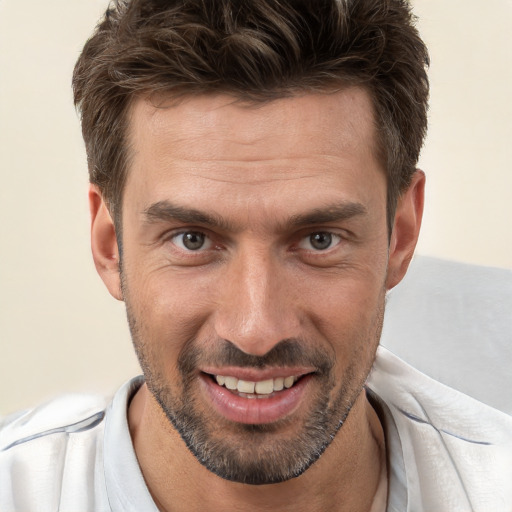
[118,89,391,484]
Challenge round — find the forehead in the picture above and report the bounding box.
[123,88,385,225]
[127,88,379,170]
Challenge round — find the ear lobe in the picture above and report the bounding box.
[386,170,425,290]
[89,185,123,301]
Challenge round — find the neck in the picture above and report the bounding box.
[129,384,386,512]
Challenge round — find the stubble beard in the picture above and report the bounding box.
[123,292,384,485]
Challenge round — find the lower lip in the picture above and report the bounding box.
[200,374,311,425]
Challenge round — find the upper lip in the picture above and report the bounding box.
[200,367,315,381]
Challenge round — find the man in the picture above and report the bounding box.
[1,1,511,510]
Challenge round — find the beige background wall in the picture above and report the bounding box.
[1,0,511,415]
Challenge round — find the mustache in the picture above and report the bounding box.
[178,338,334,377]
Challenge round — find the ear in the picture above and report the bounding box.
[386,170,425,290]
[89,184,123,301]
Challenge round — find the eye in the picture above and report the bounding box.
[298,232,341,251]
[171,231,212,251]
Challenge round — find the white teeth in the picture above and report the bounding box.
[273,377,284,391]
[224,376,238,390]
[214,374,299,395]
[237,380,255,394]
[284,376,295,389]
[255,379,274,395]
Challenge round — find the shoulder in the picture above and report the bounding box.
[368,346,512,511]
[0,392,109,449]
[0,392,110,511]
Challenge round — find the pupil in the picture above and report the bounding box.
[310,232,332,250]
[183,232,205,250]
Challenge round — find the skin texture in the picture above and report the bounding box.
[89,88,424,511]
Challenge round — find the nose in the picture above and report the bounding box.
[213,245,301,357]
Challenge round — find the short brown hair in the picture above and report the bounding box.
[73,0,429,229]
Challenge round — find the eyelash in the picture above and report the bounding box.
[297,232,343,252]
[166,229,344,255]
[169,231,214,252]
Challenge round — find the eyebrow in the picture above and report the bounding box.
[288,202,367,227]
[143,201,235,231]
[142,200,367,231]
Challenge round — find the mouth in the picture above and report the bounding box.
[212,373,300,398]
[199,369,313,425]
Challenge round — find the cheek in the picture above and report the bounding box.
[125,267,216,355]
[301,267,386,355]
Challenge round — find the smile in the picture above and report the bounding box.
[201,371,312,424]
[214,374,299,397]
